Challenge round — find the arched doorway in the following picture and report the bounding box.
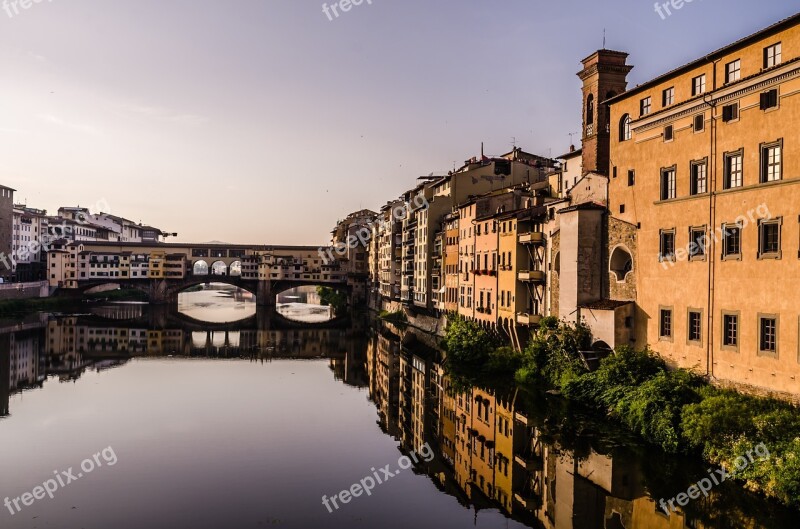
[193,260,209,276]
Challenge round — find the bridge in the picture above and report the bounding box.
[48,241,352,306]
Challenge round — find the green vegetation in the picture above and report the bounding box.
[378,310,407,326]
[317,286,347,316]
[443,316,800,508]
[442,315,520,392]
[511,319,800,508]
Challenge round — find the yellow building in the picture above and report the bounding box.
[607,13,800,399]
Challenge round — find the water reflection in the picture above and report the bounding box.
[0,310,796,528]
[277,286,335,324]
[177,283,256,323]
[366,322,798,529]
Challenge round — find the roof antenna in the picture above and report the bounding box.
[602,28,606,50]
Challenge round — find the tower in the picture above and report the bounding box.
[577,50,633,176]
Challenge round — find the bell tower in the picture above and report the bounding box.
[577,50,633,176]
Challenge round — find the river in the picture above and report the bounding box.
[0,288,796,528]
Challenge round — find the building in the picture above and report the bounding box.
[0,186,15,281]
[606,13,800,399]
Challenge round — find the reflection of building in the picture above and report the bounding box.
[0,334,10,417]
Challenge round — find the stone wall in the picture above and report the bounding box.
[550,232,560,317]
[607,217,637,301]
[0,281,50,301]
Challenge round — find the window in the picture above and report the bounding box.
[758,218,781,259]
[620,114,632,141]
[722,103,739,122]
[760,89,778,110]
[619,204,625,214]
[659,308,673,340]
[640,97,651,116]
[692,74,706,96]
[659,229,675,261]
[758,315,778,357]
[725,59,741,83]
[760,140,782,183]
[722,223,742,259]
[662,87,675,107]
[724,150,743,189]
[690,160,707,195]
[664,125,674,142]
[660,167,676,200]
[764,43,782,68]
[722,312,739,349]
[689,227,706,260]
[688,310,702,343]
[586,94,594,125]
[627,169,635,186]
[694,114,704,132]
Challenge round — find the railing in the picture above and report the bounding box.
[518,270,545,282]
[518,232,545,245]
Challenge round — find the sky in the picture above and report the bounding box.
[0,0,795,245]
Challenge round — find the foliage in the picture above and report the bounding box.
[378,310,407,326]
[316,286,347,316]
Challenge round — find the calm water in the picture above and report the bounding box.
[0,296,797,528]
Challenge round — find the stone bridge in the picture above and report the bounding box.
[53,241,351,307]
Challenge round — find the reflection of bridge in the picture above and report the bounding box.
[51,241,350,306]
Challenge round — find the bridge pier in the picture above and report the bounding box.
[257,280,274,307]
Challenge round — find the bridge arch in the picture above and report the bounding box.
[193,260,209,276]
[210,261,228,276]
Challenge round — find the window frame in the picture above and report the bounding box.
[692,74,706,96]
[689,225,707,261]
[640,96,652,117]
[690,158,708,195]
[659,306,674,342]
[687,308,703,345]
[693,113,705,132]
[659,228,676,262]
[760,139,783,183]
[662,86,675,107]
[764,42,782,69]
[721,310,740,352]
[757,217,782,260]
[721,222,743,261]
[723,149,744,189]
[620,114,632,141]
[757,313,779,359]
[664,125,674,142]
[660,165,677,201]
[722,102,740,123]
[627,169,635,187]
[760,88,779,111]
[725,59,741,84]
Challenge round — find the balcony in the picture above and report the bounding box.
[514,453,544,471]
[519,231,545,245]
[516,313,542,327]
[518,270,545,283]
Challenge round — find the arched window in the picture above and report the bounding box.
[586,94,595,125]
[610,246,633,281]
[619,114,632,141]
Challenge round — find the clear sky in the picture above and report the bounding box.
[0,0,795,245]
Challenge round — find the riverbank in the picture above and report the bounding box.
[0,288,148,317]
[443,315,800,510]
